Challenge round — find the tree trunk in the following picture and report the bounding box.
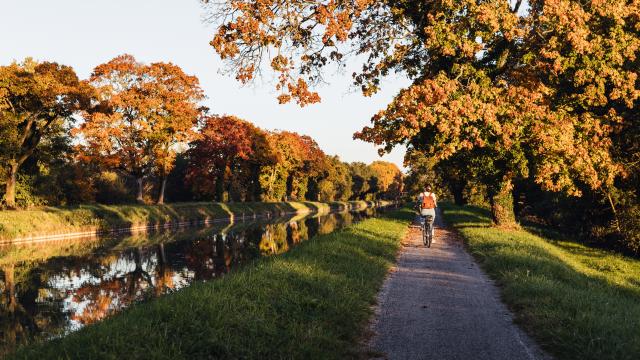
[157,176,167,204]
[216,171,225,202]
[489,179,516,227]
[451,183,467,206]
[453,190,466,206]
[2,264,16,312]
[136,177,144,203]
[3,163,19,209]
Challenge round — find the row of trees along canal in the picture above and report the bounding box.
[0,55,403,209]
[201,0,640,255]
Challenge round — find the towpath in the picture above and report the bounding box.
[368,210,550,360]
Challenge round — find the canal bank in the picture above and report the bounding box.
[7,208,413,359]
[0,200,388,244]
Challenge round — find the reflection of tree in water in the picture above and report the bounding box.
[181,237,216,281]
[318,214,339,235]
[154,244,174,297]
[259,223,291,255]
[286,220,309,246]
[0,263,68,355]
[71,247,155,326]
[0,210,373,353]
[213,234,228,276]
[0,264,35,352]
[305,217,320,238]
[262,213,355,255]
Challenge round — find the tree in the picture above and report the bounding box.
[316,156,353,201]
[368,161,402,196]
[259,131,325,201]
[204,0,639,227]
[0,59,90,208]
[78,54,204,203]
[186,115,273,201]
[348,162,374,200]
[403,150,447,203]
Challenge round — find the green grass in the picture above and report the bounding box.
[9,208,413,359]
[0,200,380,241]
[441,203,640,360]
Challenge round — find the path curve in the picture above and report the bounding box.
[368,210,551,360]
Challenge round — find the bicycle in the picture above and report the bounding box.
[420,214,434,248]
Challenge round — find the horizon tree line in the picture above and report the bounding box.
[0,55,403,209]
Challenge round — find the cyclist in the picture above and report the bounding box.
[417,185,437,242]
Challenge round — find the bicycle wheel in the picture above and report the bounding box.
[422,223,428,246]
[427,223,432,248]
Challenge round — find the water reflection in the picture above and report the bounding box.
[0,208,377,354]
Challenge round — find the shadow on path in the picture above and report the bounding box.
[367,210,551,360]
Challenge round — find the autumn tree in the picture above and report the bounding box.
[368,161,402,196]
[348,162,374,200]
[403,150,444,202]
[259,131,325,201]
[0,59,90,208]
[331,157,353,201]
[204,0,640,227]
[186,115,273,201]
[78,54,204,204]
[315,156,353,201]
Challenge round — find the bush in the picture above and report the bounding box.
[94,171,135,204]
[14,174,47,208]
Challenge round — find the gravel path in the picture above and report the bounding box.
[368,210,550,360]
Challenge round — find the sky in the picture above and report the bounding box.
[0,0,411,169]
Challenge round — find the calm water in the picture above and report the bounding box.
[0,208,380,354]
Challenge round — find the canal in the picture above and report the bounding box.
[0,207,381,354]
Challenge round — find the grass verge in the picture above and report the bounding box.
[0,200,382,242]
[10,208,413,359]
[441,203,640,360]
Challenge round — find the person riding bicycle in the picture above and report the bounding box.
[417,185,437,241]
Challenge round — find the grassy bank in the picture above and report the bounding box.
[10,208,413,359]
[0,200,382,242]
[442,203,640,360]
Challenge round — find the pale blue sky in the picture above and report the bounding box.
[1,0,410,168]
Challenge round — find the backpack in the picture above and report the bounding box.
[421,192,435,209]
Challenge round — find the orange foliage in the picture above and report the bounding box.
[205,0,640,198]
[77,55,204,201]
[368,161,401,193]
[186,115,274,201]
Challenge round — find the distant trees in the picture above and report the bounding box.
[316,156,353,202]
[186,115,273,202]
[187,116,401,203]
[0,55,402,208]
[368,161,402,197]
[259,131,327,201]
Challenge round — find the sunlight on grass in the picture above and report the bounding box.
[0,201,385,242]
[9,209,413,359]
[442,203,640,360]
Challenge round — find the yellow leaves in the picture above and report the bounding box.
[236,64,255,83]
[285,78,320,107]
[368,161,401,192]
[270,55,289,72]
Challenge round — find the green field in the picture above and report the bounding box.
[441,203,640,360]
[0,200,381,242]
[9,208,412,359]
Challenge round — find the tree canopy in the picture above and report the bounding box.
[0,59,90,208]
[77,54,205,203]
[204,0,640,226]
